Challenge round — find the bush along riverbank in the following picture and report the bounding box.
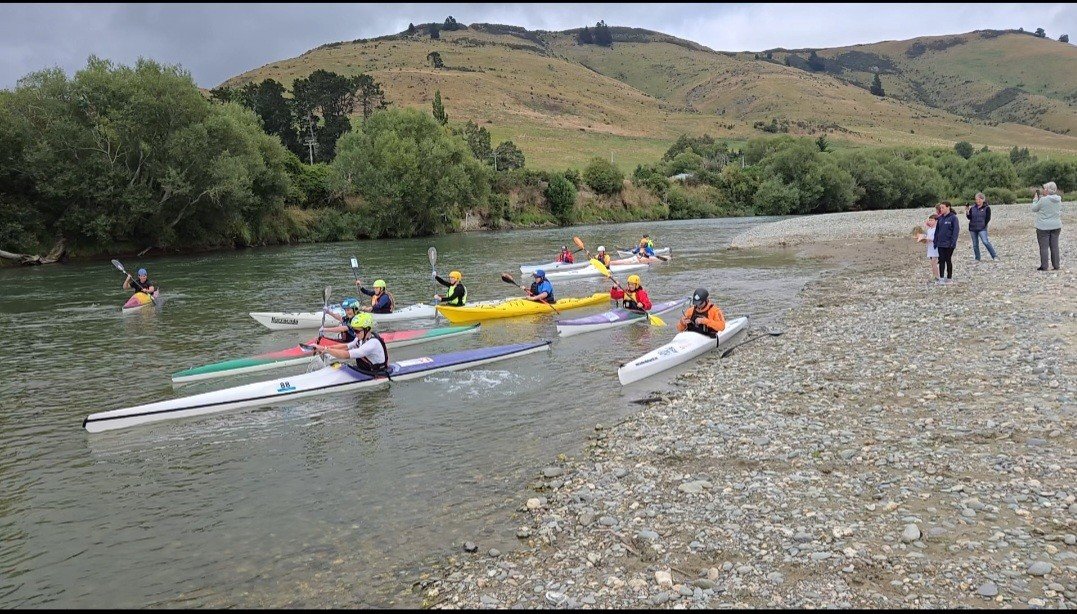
[4,57,1075,263]
[418,216,1076,609]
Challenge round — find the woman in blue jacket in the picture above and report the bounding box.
[933,201,960,284]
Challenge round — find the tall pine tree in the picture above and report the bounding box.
[577,26,593,45]
[432,90,448,125]
[869,73,885,96]
[594,21,613,47]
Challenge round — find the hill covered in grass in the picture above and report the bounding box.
[221,22,1077,171]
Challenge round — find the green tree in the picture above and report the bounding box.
[354,73,389,120]
[807,50,825,71]
[816,134,830,152]
[329,108,490,238]
[666,151,705,176]
[752,177,800,215]
[234,79,300,154]
[426,51,444,68]
[407,23,416,35]
[593,20,613,47]
[1020,159,1077,193]
[443,16,461,31]
[583,157,624,195]
[1034,27,1046,38]
[292,69,362,162]
[1009,146,1032,166]
[1061,34,1070,43]
[430,23,440,39]
[460,120,492,161]
[0,56,294,254]
[545,173,577,225]
[869,73,885,96]
[954,141,974,160]
[493,141,525,171]
[432,90,448,125]
[961,152,1018,196]
[577,26,593,45]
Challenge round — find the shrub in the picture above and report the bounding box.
[583,157,625,195]
[954,141,974,159]
[545,173,577,225]
[982,187,1017,205]
[1020,159,1077,193]
[563,168,582,188]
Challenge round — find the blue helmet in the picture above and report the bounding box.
[137,268,147,276]
[341,298,360,310]
[534,269,545,278]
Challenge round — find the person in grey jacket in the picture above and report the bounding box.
[966,192,998,261]
[933,201,960,283]
[1031,181,1063,270]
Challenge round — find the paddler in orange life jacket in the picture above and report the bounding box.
[677,287,726,338]
[433,270,467,306]
[313,312,390,376]
[521,269,556,303]
[355,278,394,313]
[556,245,575,264]
[610,274,652,311]
[590,245,612,267]
[631,235,656,258]
[319,297,361,342]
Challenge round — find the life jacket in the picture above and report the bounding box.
[529,280,556,304]
[353,332,390,376]
[621,287,646,311]
[444,283,467,307]
[639,238,654,249]
[558,251,574,263]
[682,303,723,338]
[371,290,395,313]
[594,252,611,266]
[339,316,358,343]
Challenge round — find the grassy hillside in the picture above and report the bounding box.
[750,30,1077,136]
[222,24,1077,171]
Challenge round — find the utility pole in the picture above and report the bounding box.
[304,113,318,165]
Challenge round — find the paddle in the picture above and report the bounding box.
[111,259,158,306]
[500,272,560,315]
[318,285,332,338]
[619,245,669,262]
[720,329,785,359]
[350,257,360,283]
[588,258,665,326]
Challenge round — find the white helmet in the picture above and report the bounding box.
[597,246,606,252]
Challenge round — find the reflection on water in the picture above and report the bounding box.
[0,216,827,607]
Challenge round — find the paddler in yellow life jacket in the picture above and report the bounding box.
[313,312,390,376]
[589,245,612,267]
[677,287,726,338]
[433,270,467,306]
[355,278,395,313]
[320,297,361,342]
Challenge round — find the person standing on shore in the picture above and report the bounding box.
[1031,181,1063,271]
[934,202,960,284]
[917,214,941,281]
[966,192,999,262]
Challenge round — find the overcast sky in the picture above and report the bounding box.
[2,3,1074,89]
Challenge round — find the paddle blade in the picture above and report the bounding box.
[648,313,666,327]
[500,272,517,285]
[323,285,332,305]
[111,259,125,273]
[350,257,359,269]
[573,236,585,251]
[428,246,437,268]
[589,258,611,277]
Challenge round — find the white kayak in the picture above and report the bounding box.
[250,303,437,330]
[544,263,649,281]
[617,316,749,385]
[556,299,688,337]
[617,247,671,258]
[519,260,590,274]
[85,340,551,433]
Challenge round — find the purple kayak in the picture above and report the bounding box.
[555,299,688,337]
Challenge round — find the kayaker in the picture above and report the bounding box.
[631,235,656,257]
[557,245,575,264]
[313,312,390,376]
[122,268,157,295]
[677,288,726,337]
[610,274,652,312]
[433,270,467,306]
[320,298,361,342]
[355,278,395,313]
[521,270,556,303]
[590,246,612,267]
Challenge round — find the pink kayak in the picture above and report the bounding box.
[122,290,159,313]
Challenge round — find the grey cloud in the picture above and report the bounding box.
[1,3,1074,89]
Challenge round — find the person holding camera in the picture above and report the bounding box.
[1031,182,1063,270]
[966,192,999,262]
[933,201,960,284]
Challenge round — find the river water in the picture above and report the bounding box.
[0,216,828,607]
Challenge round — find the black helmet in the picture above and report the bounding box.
[692,288,709,306]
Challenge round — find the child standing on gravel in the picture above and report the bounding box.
[917,214,940,281]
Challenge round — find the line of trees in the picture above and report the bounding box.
[577,21,613,46]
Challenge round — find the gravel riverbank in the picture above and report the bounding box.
[730,201,1075,249]
[421,211,1076,609]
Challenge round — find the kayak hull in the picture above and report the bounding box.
[436,293,611,324]
[519,260,590,274]
[617,316,749,385]
[250,303,437,330]
[556,299,688,337]
[86,340,550,433]
[543,263,649,281]
[122,291,159,313]
[616,247,671,258]
[171,324,481,384]
[610,255,666,266]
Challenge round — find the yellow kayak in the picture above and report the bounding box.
[436,292,611,324]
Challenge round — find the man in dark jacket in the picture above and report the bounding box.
[966,192,999,261]
[934,201,960,283]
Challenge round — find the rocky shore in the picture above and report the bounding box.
[421,209,1075,609]
[730,201,1075,249]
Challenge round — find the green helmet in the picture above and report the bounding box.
[350,312,375,330]
[373,279,386,289]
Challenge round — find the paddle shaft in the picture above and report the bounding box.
[501,274,559,314]
[721,330,784,358]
